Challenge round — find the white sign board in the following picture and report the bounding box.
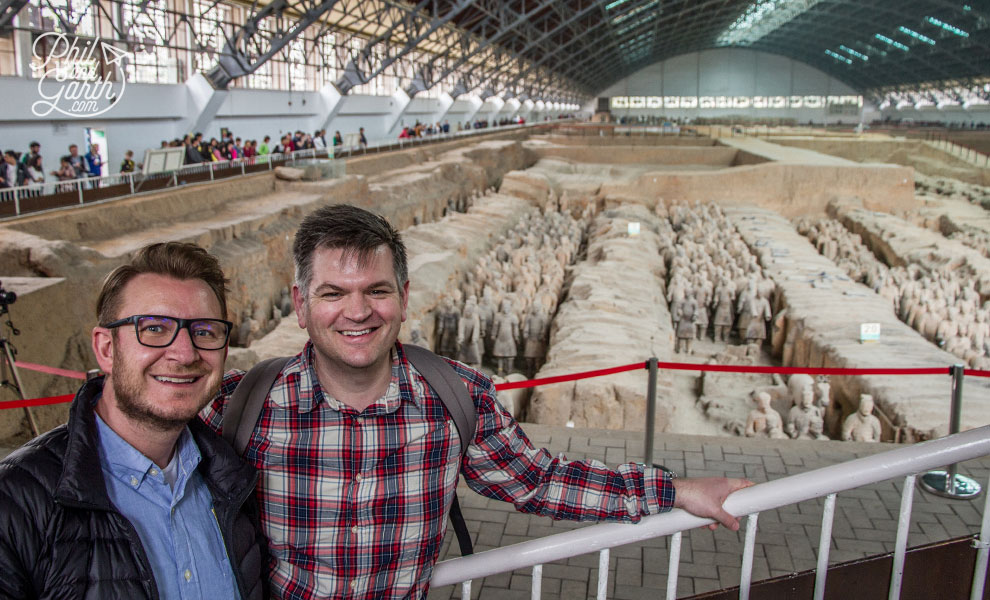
[860,322,881,343]
[627,222,641,237]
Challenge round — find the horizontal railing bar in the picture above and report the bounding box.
[431,425,990,587]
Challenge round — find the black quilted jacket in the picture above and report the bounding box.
[0,377,267,600]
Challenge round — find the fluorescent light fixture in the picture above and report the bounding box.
[839,44,868,61]
[898,26,935,45]
[926,16,969,37]
[717,0,823,46]
[875,33,909,51]
[825,49,852,64]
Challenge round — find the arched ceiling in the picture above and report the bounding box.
[433,0,989,98]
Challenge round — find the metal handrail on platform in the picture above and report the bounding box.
[431,425,990,600]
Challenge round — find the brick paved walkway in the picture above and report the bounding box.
[427,424,990,600]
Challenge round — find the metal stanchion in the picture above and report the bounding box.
[920,364,982,499]
[643,357,658,464]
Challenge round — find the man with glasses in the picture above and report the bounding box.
[0,242,266,599]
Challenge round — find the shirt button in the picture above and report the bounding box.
[350,581,357,589]
[129,476,139,487]
[351,526,358,534]
[354,473,363,482]
[184,569,192,582]
[149,468,158,476]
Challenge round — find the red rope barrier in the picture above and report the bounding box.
[14,361,87,380]
[494,362,647,391]
[4,360,985,409]
[654,361,949,376]
[1,394,75,410]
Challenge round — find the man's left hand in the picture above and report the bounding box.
[672,477,753,531]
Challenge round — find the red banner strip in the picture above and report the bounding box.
[14,361,87,380]
[494,362,647,391]
[1,394,75,410]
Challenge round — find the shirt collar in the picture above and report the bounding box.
[94,408,201,492]
[298,341,422,414]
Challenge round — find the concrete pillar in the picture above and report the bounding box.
[185,72,229,136]
[433,92,455,129]
[518,99,535,123]
[384,87,412,137]
[462,95,484,125]
[501,98,521,123]
[319,83,344,132]
[478,96,504,126]
[14,30,32,77]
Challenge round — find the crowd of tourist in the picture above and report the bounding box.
[3,114,550,194]
[0,141,107,193]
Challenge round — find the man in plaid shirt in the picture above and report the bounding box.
[201,204,750,599]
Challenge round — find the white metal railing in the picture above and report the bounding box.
[432,425,990,599]
[0,121,560,218]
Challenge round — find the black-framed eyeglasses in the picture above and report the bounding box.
[102,315,233,350]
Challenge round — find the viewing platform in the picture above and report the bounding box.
[425,423,990,600]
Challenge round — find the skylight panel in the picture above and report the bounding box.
[875,33,909,51]
[605,0,632,11]
[825,49,852,64]
[615,12,657,37]
[839,45,868,61]
[611,1,659,26]
[898,26,936,45]
[716,0,824,46]
[926,16,969,37]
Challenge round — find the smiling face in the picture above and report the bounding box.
[293,245,408,382]
[92,273,226,432]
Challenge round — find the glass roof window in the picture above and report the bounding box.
[926,17,969,37]
[611,1,659,26]
[898,26,936,45]
[825,49,852,64]
[839,45,868,61]
[716,0,823,46]
[875,33,909,51]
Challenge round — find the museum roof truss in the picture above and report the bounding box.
[5,0,988,100]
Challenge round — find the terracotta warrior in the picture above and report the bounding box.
[744,391,787,439]
[786,381,828,440]
[841,394,882,442]
[490,300,520,376]
[434,297,460,358]
[522,304,548,378]
[673,296,698,355]
[457,295,483,368]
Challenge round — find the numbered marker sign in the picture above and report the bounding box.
[628,222,641,237]
[860,322,881,343]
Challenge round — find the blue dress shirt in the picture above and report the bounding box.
[96,413,241,600]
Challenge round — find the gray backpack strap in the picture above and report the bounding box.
[224,356,291,455]
[403,344,477,455]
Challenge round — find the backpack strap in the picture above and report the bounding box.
[402,344,477,456]
[402,343,478,556]
[224,356,291,455]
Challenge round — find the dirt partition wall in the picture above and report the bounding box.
[534,134,718,147]
[525,144,740,166]
[725,206,988,441]
[602,162,916,218]
[771,137,989,186]
[529,204,675,432]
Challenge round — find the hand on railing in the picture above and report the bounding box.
[672,477,753,531]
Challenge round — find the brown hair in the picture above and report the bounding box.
[293,204,407,298]
[96,242,229,325]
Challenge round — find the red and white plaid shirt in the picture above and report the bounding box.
[201,342,675,600]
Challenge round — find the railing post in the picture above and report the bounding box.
[643,357,658,464]
[920,364,982,499]
[77,179,84,204]
[241,160,246,175]
[210,163,215,180]
[970,472,990,600]
[128,173,135,195]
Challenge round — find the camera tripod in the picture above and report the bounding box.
[0,305,40,438]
